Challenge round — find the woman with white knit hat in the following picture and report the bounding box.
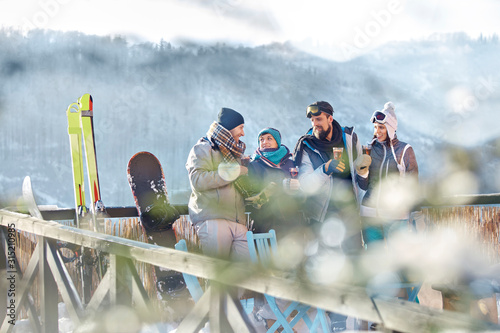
[354,101,419,248]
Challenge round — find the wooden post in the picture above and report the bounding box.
[435,284,499,325]
[81,246,95,305]
[0,229,7,326]
[39,237,58,333]
[108,254,132,306]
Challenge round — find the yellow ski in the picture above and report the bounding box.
[79,93,106,230]
[66,101,87,225]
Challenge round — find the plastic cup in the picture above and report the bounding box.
[332,147,343,160]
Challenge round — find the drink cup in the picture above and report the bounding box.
[362,144,372,156]
[332,147,343,160]
[241,156,250,167]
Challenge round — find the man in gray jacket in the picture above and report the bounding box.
[186,107,250,260]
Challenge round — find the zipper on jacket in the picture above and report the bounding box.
[375,144,387,216]
[310,146,332,222]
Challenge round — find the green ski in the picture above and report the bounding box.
[79,93,106,231]
[67,97,92,303]
[67,93,107,300]
[67,101,87,227]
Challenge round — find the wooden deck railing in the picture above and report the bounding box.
[1,209,499,332]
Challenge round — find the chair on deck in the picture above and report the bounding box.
[406,283,421,303]
[367,276,422,303]
[246,229,329,333]
[174,239,254,313]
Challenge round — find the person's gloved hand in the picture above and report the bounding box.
[324,159,346,175]
[283,178,300,191]
[354,154,372,176]
[244,193,263,208]
[245,182,277,209]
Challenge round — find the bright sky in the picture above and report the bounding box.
[1,0,500,61]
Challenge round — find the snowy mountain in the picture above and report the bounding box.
[1,29,499,208]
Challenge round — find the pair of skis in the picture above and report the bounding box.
[66,93,105,230]
[66,93,107,302]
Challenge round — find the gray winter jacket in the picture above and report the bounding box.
[186,138,247,225]
[297,127,362,223]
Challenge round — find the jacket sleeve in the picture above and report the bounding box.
[297,149,330,194]
[404,146,418,178]
[351,131,366,203]
[237,163,261,196]
[352,132,362,161]
[351,131,364,182]
[356,173,369,190]
[186,142,232,192]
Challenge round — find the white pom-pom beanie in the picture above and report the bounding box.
[372,101,398,140]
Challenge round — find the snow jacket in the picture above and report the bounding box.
[357,136,418,220]
[186,137,247,225]
[247,154,295,193]
[295,126,362,224]
[245,155,305,234]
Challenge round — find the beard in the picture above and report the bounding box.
[313,123,332,141]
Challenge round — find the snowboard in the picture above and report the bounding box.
[22,176,43,219]
[22,176,81,263]
[127,152,187,302]
[127,151,180,233]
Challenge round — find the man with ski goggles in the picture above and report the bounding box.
[293,100,364,332]
[306,104,334,118]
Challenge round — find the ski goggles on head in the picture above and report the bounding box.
[371,111,387,124]
[306,105,333,118]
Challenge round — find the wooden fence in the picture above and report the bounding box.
[1,209,498,333]
[422,205,500,264]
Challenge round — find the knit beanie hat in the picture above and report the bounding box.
[371,101,398,140]
[217,107,244,131]
[257,127,281,147]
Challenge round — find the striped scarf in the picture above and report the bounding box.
[253,146,291,169]
[207,122,251,198]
